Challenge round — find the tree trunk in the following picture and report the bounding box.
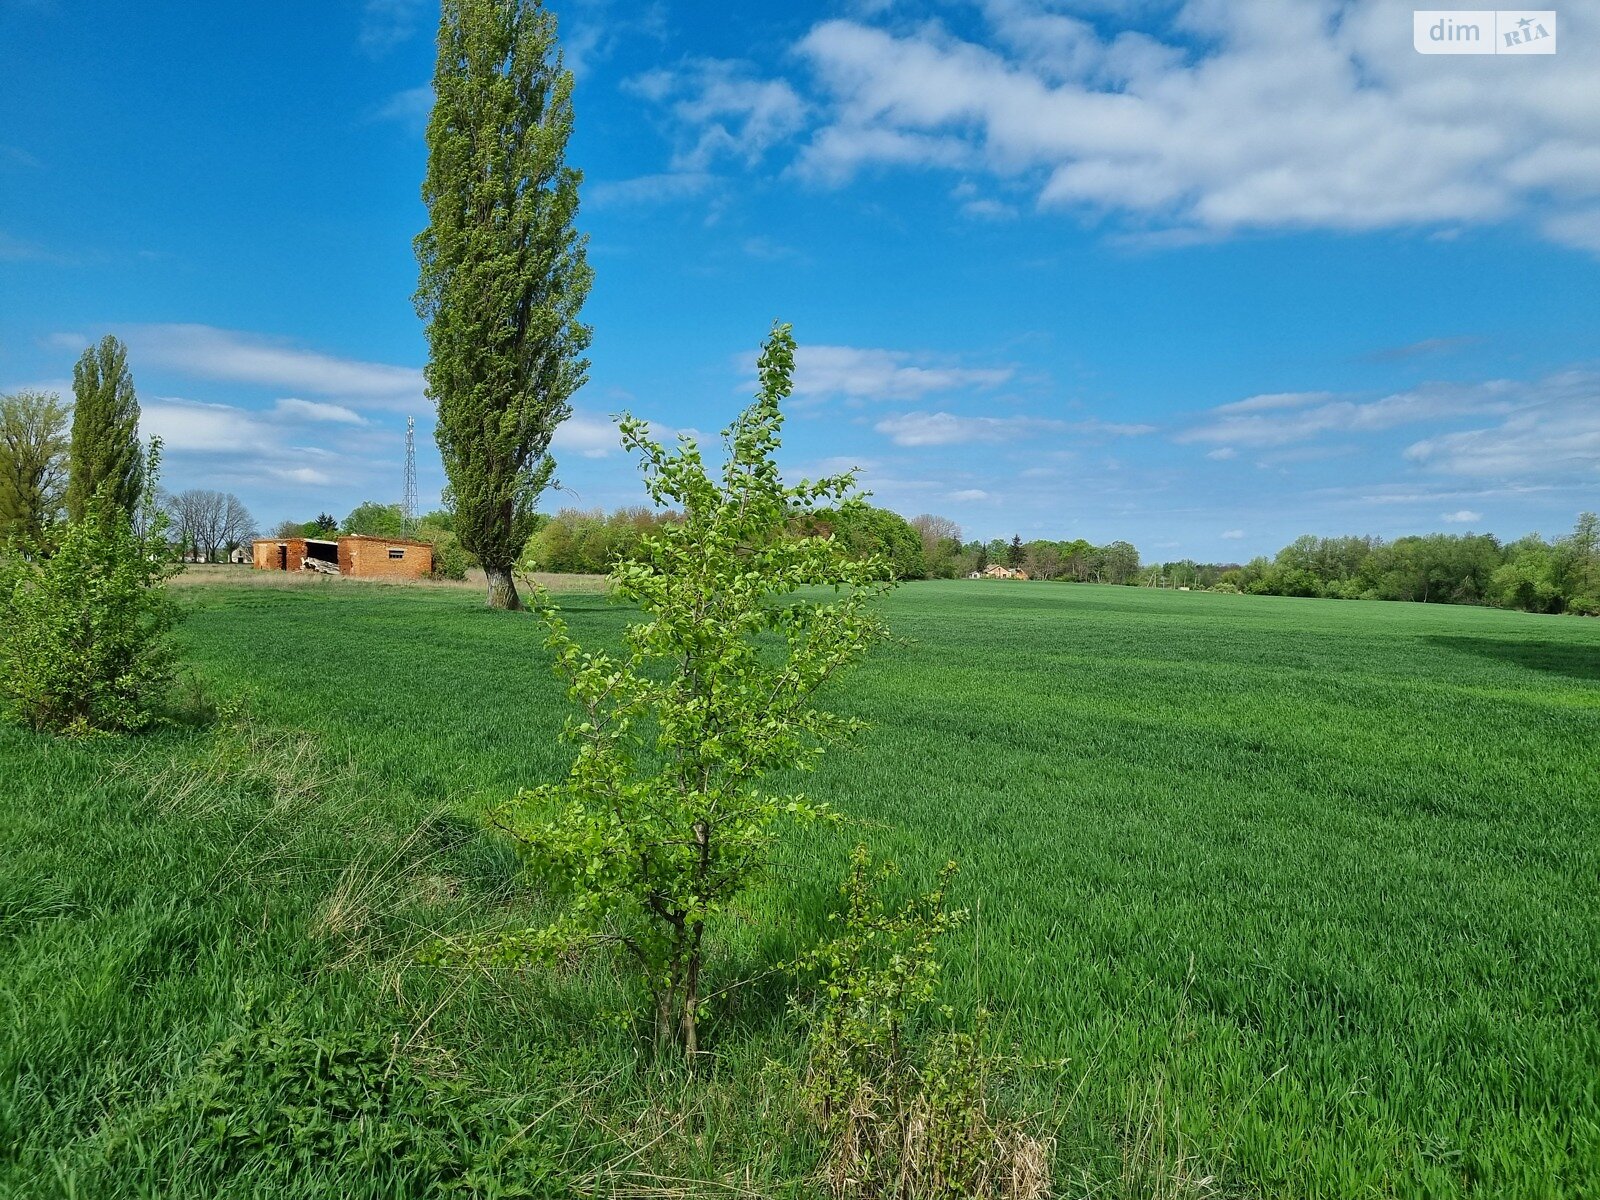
[484,564,522,610]
[680,929,702,1061]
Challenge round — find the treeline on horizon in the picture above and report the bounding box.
[511,503,1600,616]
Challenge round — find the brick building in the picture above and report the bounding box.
[252,534,434,580]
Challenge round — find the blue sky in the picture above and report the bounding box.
[1,0,1597,559]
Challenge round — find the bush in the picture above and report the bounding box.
[429,535,469,581]
[1569,593,1600,617]
[0,445,180,734]
[793,846,1054,1199]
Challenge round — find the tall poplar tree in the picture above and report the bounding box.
[415,0,592,610]
[65,335,142,522]
[0,390,70,545]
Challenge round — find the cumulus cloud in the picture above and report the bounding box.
[552,412,623,459]
[117,324,425,409]
[778,0,1600,249]
[626,58,808,171]
[141,399,275,453]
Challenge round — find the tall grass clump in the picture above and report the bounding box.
[793,845,1055,1200]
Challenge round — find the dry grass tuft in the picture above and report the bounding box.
[816,1076,1054,1200]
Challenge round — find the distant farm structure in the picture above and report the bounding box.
[251,534,433,580]
[971,564,1030,580]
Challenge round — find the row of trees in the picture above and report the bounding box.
[163,489,257,562]
[0,337,146,546]
[1217,519,1600,614]
[2,350,256,562]
[522,505,1148,585]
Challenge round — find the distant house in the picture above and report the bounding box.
[251,534,434,580]
[228,545,251,565]
[979,564,1030,580]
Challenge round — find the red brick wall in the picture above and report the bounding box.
[252,538,308,570]
[340,537,433,579]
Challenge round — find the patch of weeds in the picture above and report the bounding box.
[790,846,1055,1199]
[101,1014,573,1197]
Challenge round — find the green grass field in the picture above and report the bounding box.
[3,577,1597,1197]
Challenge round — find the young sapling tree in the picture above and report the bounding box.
[493,322,896,1057]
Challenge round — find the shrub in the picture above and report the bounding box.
[0,443,180,734]
[793,846,1054,1199]
[429,534,470,581]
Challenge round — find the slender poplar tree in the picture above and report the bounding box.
[65,335,142,522]
[0,390,70,545]
[415,0,592,610]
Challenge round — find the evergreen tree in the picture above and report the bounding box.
[415,0,593,610]
[65,336,143,522]
[1008,534,1025,566]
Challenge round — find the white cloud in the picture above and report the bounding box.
[1181,377,1538,448]
[268,465,336,487]
[948,488,991,501]
[588,171,716,207]
[374,85,433,129]
[1542,208,1600,254]
[142,399,274,452]
[961,197,1019,220]
[274,398,367,425]
[118,324,424,409]
[1441,510,1482,523]
[551,412,623,459]
[626,59,808,171]
[1403,372,1600,478]
[1214,392,1334,415]
[359,0,425,55]
[874,410,1062,446]
[1220,529,1245,539]
[1072,418,1157,437]
[785,2,1600,250]
[563,2,668,79]
[1206,446,1237,460]
[784,344,1014,401]
[549,411,688,459]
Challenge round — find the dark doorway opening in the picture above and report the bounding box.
[304,539,339,567]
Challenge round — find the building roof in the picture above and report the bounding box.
[253,533,433,547]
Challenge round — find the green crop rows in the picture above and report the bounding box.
[3,579,1596,1197]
